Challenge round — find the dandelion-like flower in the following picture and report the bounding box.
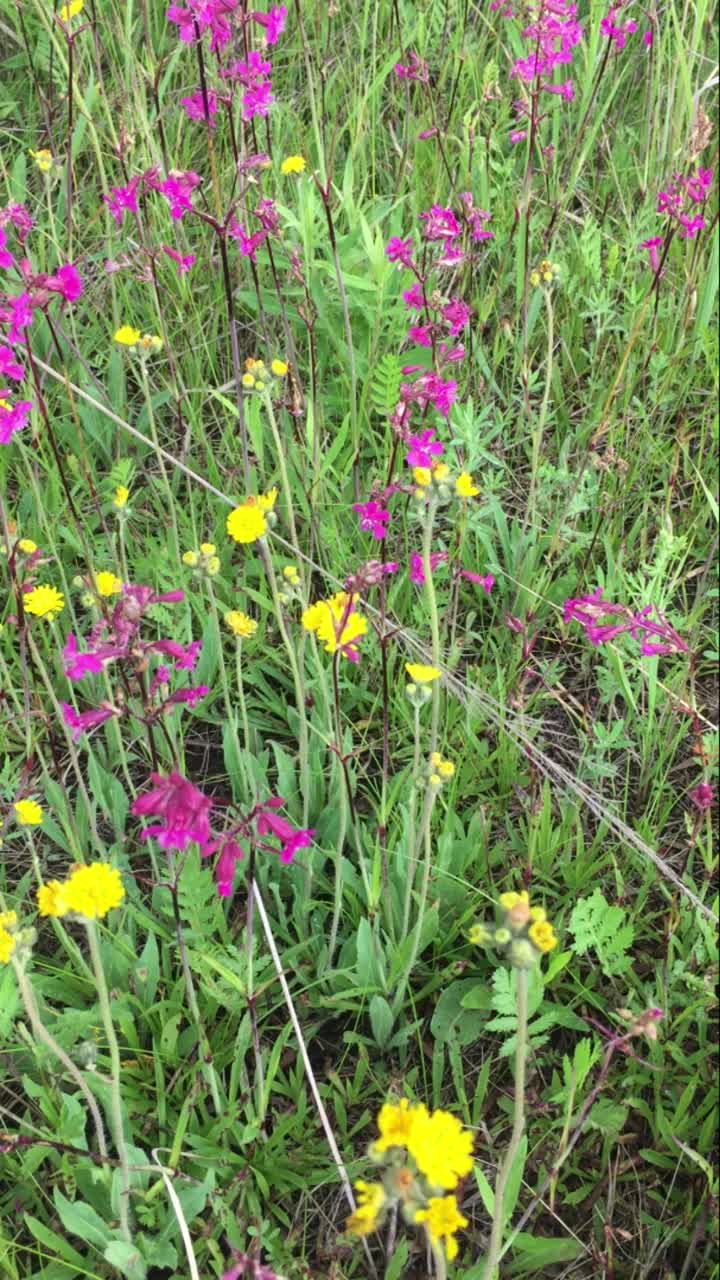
[29,149,53,173]
[114,325,140,346]
[414,1196,468,1262]
[59,0,84,19]
[407,1108,474,1190]
[346,1181,386,1237]
[455,472,479,498]
[37,863,125,920]
[113,485,130,508]
[405,663,441,684]
[372,1098,423,1155]
[280,155,306,174]
[225,610,257,638]
[13,799,43,826]
[302,592,368,661]
[227,503,267,544]
[0,912,18,964]
[23,584,65,620]
[93,571,123,597]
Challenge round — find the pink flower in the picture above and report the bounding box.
[542,78,574,99]
[678,214,705,240]
[251,4,287,44]
[46,263,83,302]
[510,129,528,144]
[402,283,425,310]
[181,89,219,126]
[202,835,245,896]
[643,28,653,45]
[460,570,494,592]
[229,220,268,261]
[6,293,34,343]
[686,168,713,203]
[394,52,429,82]
[408,324,434,347]
[352,500,390,540]
[420,205,460,241]
[0,398,32,444]
[0,227,13,269]
[161,244,196,274]
[254,797,315,863]
[443,298,471,335]
[406,429,444,467]
[689,782,714,811]
[386,236,415,268]
[164,684,209,708]
[132,770,214,851]
[61,701,116,741]
[0,345,25,381]
[1,203,34,241]
[152,638,202,670]
[63,633,108,680]
[639,236,663,272]
[154,170,201,220]
[103,178,141,225]
[242,79,274,119]
[223,51,271,84]
[409,550,448,585]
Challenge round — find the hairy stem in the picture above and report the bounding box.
[483,967,529,1280]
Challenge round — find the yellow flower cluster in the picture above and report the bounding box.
[302,592,368,658]
[183,542,220,577]
[241,357,289,391]
[29,149,54,173]
[469,889,558,965]
[412,462,480,504]
[37,863,125,921]
[14,799,43,826]
[405,662,441,685]
[23,584,65,620]
[226,490,277,544]
[113,485,130,509]
[280,155,306,175]
[346,1098,473,1264]
[93,570,123,598]
[530,259,560,287]
[113,326,162,353]
[225,610,257,639]
[429,752,455,786]
[0,912,18,965]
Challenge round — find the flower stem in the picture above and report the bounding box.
[258,540,311,824]
[421,500,441,754]
[482,967,529,1280]
[138,358,182,568]
[12,957,109,1160]
[85,922,132,1241]
[392,783,438,1016]
[527,286,554,529]
[430,1237,448,1280]
[401,704,422,939]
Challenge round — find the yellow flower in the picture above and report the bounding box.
[225,610,257,639]
[138,333,163,353]
[407,1108,474,1190]
[182,550,199,567]
[346,1181,385,1237]
[93,571,123,597]
[432,463,450,482]
[468,923,493,946]
[114,325,141,346]
[59,0,84,18]
[18,539,38,554]
[113,486,130,509]
[405,663,441,684]
[200,543,216,556]
[227,503,267,544]
[302,593,368,658]
[0,912,18,965]
[281,155,306,175]
[13,799,43,826]
[499,890,529,912]
[413,466,432,487]
[429,752,455,782]
[283,565,301,586]
[241,372,256,388]
[37,880,68,918]
[256,487,278,512]
[38,865,124,920]
[414,1195,468,1262]
[372,1098,424,1156]
[528,919,557,953]
[24,584,65,620]
[456,472,480,498]
[29,149,53,173]
[271,359,288,376]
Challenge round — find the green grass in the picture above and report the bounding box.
[0,0,718,1276]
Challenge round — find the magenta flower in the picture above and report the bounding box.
[689,782,714,811]
[678,214,705,240]
[0,227,13,269]
[386,236,415,268]
[443,298,471,335]
[460,570,494,593]
[564,590,689,656]
[251,4,287,44]
[639,236,663,273]
[181,89,219,126]
[161,244,196,274]
[409,550,449,585]
[103,178,141,226]
[542,78,574,99]
[154,170,201,220]
[352,500,391,540]
[406,429,444,467]
[62,701,116,741]
[254,798,315,864]
[163,684,209,708]
[6,293,34,343]
[402,282,425,310]
[643,28,653,45]
[0,345,25,381]
[223,51,272,84]
[202,835,245,897]
[420,205,461,242]
[152,638,202,670]
[63,633,108,680]
[600,8,637,49]
[46,263,83,302]
[132,770,214,851]
[229,220,268,260]
[394,52,429,82]
[0,397,32,444]
[408,324,434,347]
[242,79,274,120]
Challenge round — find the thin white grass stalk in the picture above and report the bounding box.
[252,882,378,1278]
[85,922,132,1242]
[32,357,717,921]
[150,1149,201,1280]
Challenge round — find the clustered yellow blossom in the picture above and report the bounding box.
[23,584,65,620]
[113,486,130,509]
[429,752,455,787]
[18,539,38,555]
[405,662,441,685]
[346,1098,473,1265]
[113,327,162,353]
[241,357,289,391]
[225,610,257,639]
[183,542,220,577]
[13,799,43,826]
[226,490,277,544]
[530,259,560,287]
[37,863,125,921]
[469,889,558,967]
[0,912,18,965]
[29,149,54,173]
[412,461,480,507]
[280,155,306,175]
[93,571,123,597]
[302,592,368,659]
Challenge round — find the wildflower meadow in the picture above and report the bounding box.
[0,0,718,1275]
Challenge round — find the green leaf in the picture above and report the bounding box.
[508,1233,584,1272]
[568,889,634,977]
[384,1238,409,1280]
[23,1214,86,1267]
[369,995,394,1048]
[103,1241,148,1279]
[53,1191,112,1251]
